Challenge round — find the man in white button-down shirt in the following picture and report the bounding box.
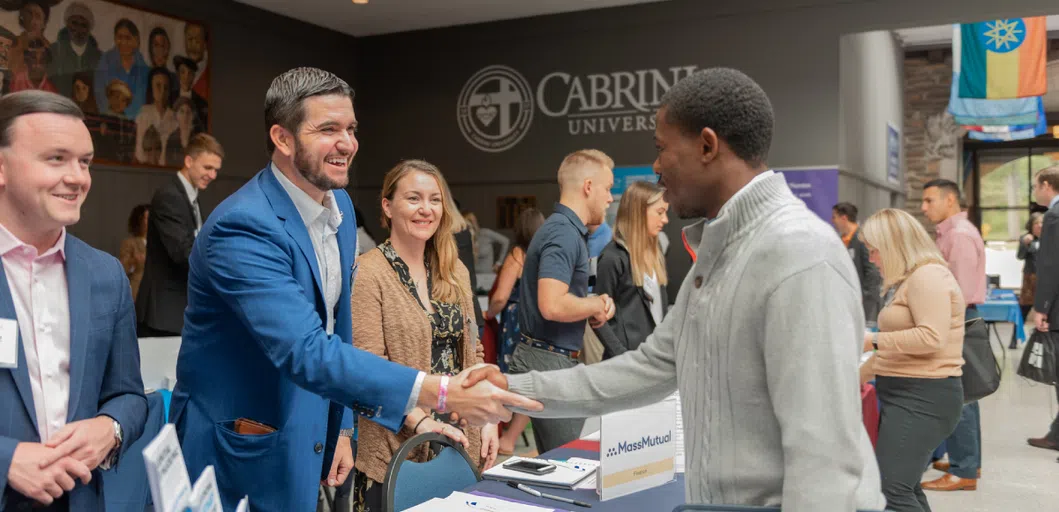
[0,91,147,511]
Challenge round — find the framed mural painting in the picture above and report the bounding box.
[0,0,210,168]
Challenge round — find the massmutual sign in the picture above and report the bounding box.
[457,64,701,152]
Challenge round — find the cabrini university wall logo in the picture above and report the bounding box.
[458,64,700,152]
[457,65,535,153]
[605,431,672,458]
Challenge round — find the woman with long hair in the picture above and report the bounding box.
[486,208,545,455]
[594,180,670,356]
[860,209,965,512]
[350,160,497,510]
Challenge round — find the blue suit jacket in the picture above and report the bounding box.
[0,234,147,511]
[170,167,419,512]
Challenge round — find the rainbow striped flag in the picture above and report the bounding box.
[958,17,1047,99]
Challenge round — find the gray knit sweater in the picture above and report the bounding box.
[507,173,886,511]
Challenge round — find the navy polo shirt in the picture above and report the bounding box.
[518,203,591,351]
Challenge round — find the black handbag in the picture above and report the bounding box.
[1017,330,1058,385]
[961,314,1001,403]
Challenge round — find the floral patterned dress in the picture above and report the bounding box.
[352,241,465,511]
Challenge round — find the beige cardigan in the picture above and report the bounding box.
[871,263,965,379]
[351,247,484,483]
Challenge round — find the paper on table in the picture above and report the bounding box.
[664,392,685,473]
[447,491,556,511]
[402,497,465,511]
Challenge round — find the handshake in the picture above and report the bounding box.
[417,364,540,426]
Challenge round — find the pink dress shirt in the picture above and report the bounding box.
[935,211,986,306]
[0,223,70,442]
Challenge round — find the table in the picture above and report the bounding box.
[103,391,166,512]
[463,440,686,511]
[980,289,1025,344]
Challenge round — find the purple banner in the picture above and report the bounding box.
[775,168,839,222]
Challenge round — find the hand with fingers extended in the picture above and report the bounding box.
[435,365,542,426]
[8,442,93,506]
[38,416,117,472]
[480,423,500,470]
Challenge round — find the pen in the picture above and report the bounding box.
[507,481,592,508]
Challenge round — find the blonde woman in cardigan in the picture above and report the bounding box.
[860,208,965,512]
[350,160,497,511]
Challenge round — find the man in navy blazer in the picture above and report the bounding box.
[170,67,540,512]
[0,91,147,511]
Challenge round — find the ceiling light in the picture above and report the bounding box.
[353,0,368,4]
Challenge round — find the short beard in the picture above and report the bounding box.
[293,137,348,191]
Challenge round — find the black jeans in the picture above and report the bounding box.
[876,376,963,512]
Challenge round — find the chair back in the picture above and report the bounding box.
[383,432,481,512]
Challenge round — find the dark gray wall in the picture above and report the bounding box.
[352,0,1059,298]
[70,0,359,258]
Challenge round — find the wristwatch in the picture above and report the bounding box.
[98,418,123,471]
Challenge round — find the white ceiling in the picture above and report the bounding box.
[233,0,670,37]
[895,16,1059,48]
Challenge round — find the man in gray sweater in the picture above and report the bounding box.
[466,68,885,511]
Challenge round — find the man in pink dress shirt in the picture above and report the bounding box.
[0,90,146,511]
[919,178,985,493]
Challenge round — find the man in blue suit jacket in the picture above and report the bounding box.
[0,91,147,511]
[170,67,539,512]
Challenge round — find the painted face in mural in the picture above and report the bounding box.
[151,73,170,108]
[115,26,139,59]
[20,4,45,36]
[0,35,12,69]
[185,24,206,63]
[107,86,131,115]
[289,94,358,192]
[73,78,90,103]
[653,106,716,219]
[176,102,194,132]
[150,33,171,68]
[67,15,92,46]
[178,63,194,93]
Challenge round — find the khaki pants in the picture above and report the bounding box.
[579,322,604,365]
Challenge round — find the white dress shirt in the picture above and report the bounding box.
[271,164,342,334]
[0,223,70,442]
[177,171,202,233]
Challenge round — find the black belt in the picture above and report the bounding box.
[520,333,580,360]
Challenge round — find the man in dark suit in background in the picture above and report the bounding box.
[832,202,882,325]
[136,133,223,337]
[1028,166,1059,459]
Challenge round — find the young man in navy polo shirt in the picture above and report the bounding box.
[509,149,616,452]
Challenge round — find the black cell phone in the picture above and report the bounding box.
[503,459,557,475]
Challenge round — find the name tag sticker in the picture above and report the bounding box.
[0,318,18,369]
